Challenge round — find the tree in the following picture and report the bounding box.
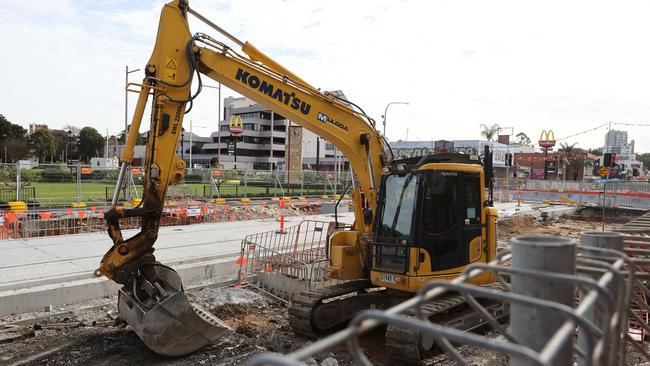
[480,123,500,141]
[29,129,56,162]
[587,148,602,156]
[0,114,27,140]
[0,114,28,162]
[62,125,81,137]
[638,153,650,170]
[5,138,29,162]
[512,132,531,146]
[118,125,146,145]
[560,142,578,157]
[78,127,105,162]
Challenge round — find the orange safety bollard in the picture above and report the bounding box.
[517,191,521,207]
[276,199,286,233]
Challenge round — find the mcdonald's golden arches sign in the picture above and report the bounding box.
[229,115,243,135]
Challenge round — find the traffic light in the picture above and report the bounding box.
[604,153,612,167]
[505,153,513,166]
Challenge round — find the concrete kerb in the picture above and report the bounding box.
[0,253,238,292]
[0,254,239,317]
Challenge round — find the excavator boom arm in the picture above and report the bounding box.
[99,0,387,281]
[97,0,387,357]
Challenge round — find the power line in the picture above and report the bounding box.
[556,123,609,141]
[612,122,650,128]
[557,121,650,142]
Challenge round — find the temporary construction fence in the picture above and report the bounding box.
[0,163,351,208]
[495,178,650,210]
[237,220,350,301]
[247,216,650,365]
[0,197,340,240]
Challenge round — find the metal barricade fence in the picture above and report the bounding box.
[246,230,650,366]
[0,197,345,240]
[0,161,353,240]
[0,163,350,206]
[237,220,347,301]
[494,178,650,210]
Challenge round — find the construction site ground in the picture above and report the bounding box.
[0,210,626,366]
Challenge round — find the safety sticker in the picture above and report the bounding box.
[164,56,179,82]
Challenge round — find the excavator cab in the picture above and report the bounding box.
[370,151,497,292]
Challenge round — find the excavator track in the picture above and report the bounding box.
[288,280,393,338]
[385,284,508,365]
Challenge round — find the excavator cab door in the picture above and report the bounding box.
[416,170,483,273]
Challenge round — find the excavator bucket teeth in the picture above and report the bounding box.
[117,265,230,357]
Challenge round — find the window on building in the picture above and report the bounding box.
[325,143,334,150]
[235,112,262,120]
[242,136,264,144]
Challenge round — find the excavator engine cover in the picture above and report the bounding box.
[117,264,230,356]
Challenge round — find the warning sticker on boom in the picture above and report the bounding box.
[164,56,178,82]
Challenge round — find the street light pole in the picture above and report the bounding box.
[203,84,221,168]
[497,126,514,187]
[382,101,409,137]
[189,121,208,172]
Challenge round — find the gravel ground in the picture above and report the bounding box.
[1,215,647,366]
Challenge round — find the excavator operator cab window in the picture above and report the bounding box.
[373,172,418,273]
[376,173,417,242]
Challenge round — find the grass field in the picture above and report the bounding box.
[22,181,329,206]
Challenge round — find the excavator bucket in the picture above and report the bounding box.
[117,264,230,356]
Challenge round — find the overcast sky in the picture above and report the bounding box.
[2,0,650,151]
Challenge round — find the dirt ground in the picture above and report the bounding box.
[0,215,643,366]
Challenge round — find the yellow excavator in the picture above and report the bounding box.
[96,0,500,363]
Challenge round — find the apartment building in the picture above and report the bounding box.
[199,96,338,170]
